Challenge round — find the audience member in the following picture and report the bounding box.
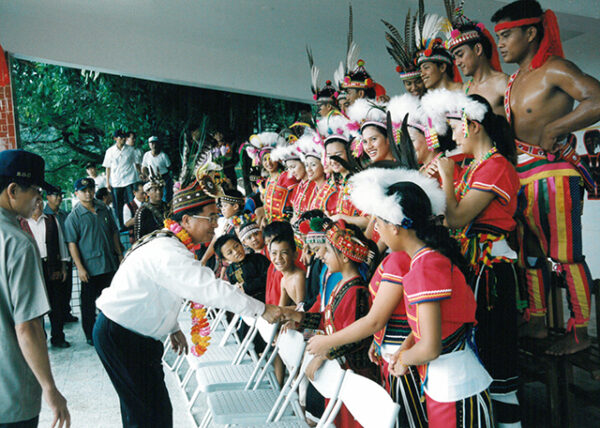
[64,177,123,345]
[142,136,173,202]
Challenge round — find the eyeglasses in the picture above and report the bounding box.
[192,214,220,224]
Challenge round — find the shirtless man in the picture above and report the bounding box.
[417,47,463,92]
[270,234,305,308]
[492,0,600,355]
[448,23,508,116]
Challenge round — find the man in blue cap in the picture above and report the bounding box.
[64,177,122,346]
[0,149,70,427]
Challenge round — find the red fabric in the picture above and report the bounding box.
[403,249,476,341]
[531,10,564,70]
[481,27,503,72]
[452,64,463,83]
[425,393,457,428]
[265,264,282,305]
[0,44,10,86]
[494,17,541,32]
[368,252,411,346]
[459,154,520,232]
[291,179,317,215]
[310,181,339,215]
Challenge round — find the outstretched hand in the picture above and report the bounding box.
[262,304,282,324]
[306,334,332,357]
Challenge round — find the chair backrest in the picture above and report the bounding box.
[303,354,345,399]
[256,316,280,345]
[276,329,306,370]
[333,371,400,428]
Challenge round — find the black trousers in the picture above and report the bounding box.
[42,261,66,343]
[112,185,135,230]
[93,312,172,428]
[61,261,73,317]
[0,416,39,428]
[81,272,114,341]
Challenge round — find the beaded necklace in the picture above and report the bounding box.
[164,218,211,357]
[419,152,445,175]
[455,147,498,200]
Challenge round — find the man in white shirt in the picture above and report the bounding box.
[126,131,144,180]
[26,198,71,348]
[122,182,147,244]
[93,179,281,428]
[142,136,173,202]
[86,162,107,192]
[103,129,141,229]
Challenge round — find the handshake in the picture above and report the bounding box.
[260,304,298,324]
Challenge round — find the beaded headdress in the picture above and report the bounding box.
[232,213,260,242]
[325,220,370,263]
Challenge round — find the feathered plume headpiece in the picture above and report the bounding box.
[316,112,355,145]
[296,127,325,164]
[307,46,339,105]
[444,1,502,72]
[420,88,471,151]
[381,0,422,81]
[246,132,281,166]
[143,166,166,193]
[349,167,446,226]
[346,98,388,133]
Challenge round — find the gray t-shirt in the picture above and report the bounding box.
[0,207,50,423]
[64,200,119,277]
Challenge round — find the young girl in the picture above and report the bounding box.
[282,219,378,428]
[346,98,393,164]
[435,93,521,426]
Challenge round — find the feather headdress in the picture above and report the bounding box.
[246,131,281,165]
[387,94,426,132]
[444,0,502,72]
[297,128,325,164]
[316,112,354,143]
[350,167,445,225]
[346,98,388,133]
[176,116,214,189]
[308,46,339,105]
[381,0,423,81]
[415,13,454,68]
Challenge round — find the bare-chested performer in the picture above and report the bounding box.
[492,0,600,355]
[415,14,463,92]
[445,3,508,116]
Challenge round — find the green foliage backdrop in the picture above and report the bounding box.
[12,58,310,193]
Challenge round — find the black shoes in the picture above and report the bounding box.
[65,314,79,323]
[51,340,71,349]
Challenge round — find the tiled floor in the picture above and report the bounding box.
[39,320,195,428]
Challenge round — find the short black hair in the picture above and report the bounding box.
[85,162,96,169]
[263,221,294,241]
[454,24,493,59]
[0,177,30,195]
[491,0,544,40]
[95,187,110,200]
[113,129,126,138]
[214,234,242,258]
[269,233,296,252]
[127,131,136,138]
[132,182,144,193]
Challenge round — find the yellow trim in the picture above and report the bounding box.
[570,266,590,320]
[519,168,580,186]
[554,178,568,262]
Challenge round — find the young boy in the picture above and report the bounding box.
[232,213,265,254]
[269,233,305,307]
[214,234,270,302]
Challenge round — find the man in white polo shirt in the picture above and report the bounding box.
[103,129,141,229]
[142,136,173,202]
[93,178,281,428]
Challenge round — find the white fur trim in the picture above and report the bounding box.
[346,99,387,130]
[349,167,446,225]
[316,114,355,141]
[387,94,426,129]
[249,131,279,149]
[420,88,460,135]
[297,130,325,164]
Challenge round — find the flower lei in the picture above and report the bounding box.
[164,218,211,357]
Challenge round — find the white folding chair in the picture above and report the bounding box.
[323,370,400,428]
[201,329,307,427]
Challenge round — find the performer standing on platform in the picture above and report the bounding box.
[93,174,281,428]
[492,0,600,355]
[444,1,508,117]
[435,92,522,426]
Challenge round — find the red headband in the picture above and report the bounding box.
[494,11,563,70]
[493,17,541,33]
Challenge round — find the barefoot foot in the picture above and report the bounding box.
[519,316,548,339]
[546,327,591,356]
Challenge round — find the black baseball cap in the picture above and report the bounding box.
[0,149,57,192]
[47,186,64,196]
[74,177,95,192]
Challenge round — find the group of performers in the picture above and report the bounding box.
[85,1,600,427]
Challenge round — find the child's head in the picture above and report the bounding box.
[269,234,297,273]
[218,189,245,218]
[323,221,377,276]
[263,221,294,249]
[234,213,264,251]
[214,234,246,263]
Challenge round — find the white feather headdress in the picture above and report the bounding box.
[297,129,325,164]
[350,167,446,225]
[387,94,426,132]
[443,91,489,122]
[316,113,355,143]
[249,132,279,150]
[420,88,461,136]
[346,98,388,133]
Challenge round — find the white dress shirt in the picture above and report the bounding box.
[102,144,139,188]
[142,151,171,175]
[123,197,144,225]
[96,234,266,340]
[26,214,69,261]
[90,174,107,191]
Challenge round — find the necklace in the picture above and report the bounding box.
[455,147,498,200]
[419,152,445,175]
[163,218,211,357]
